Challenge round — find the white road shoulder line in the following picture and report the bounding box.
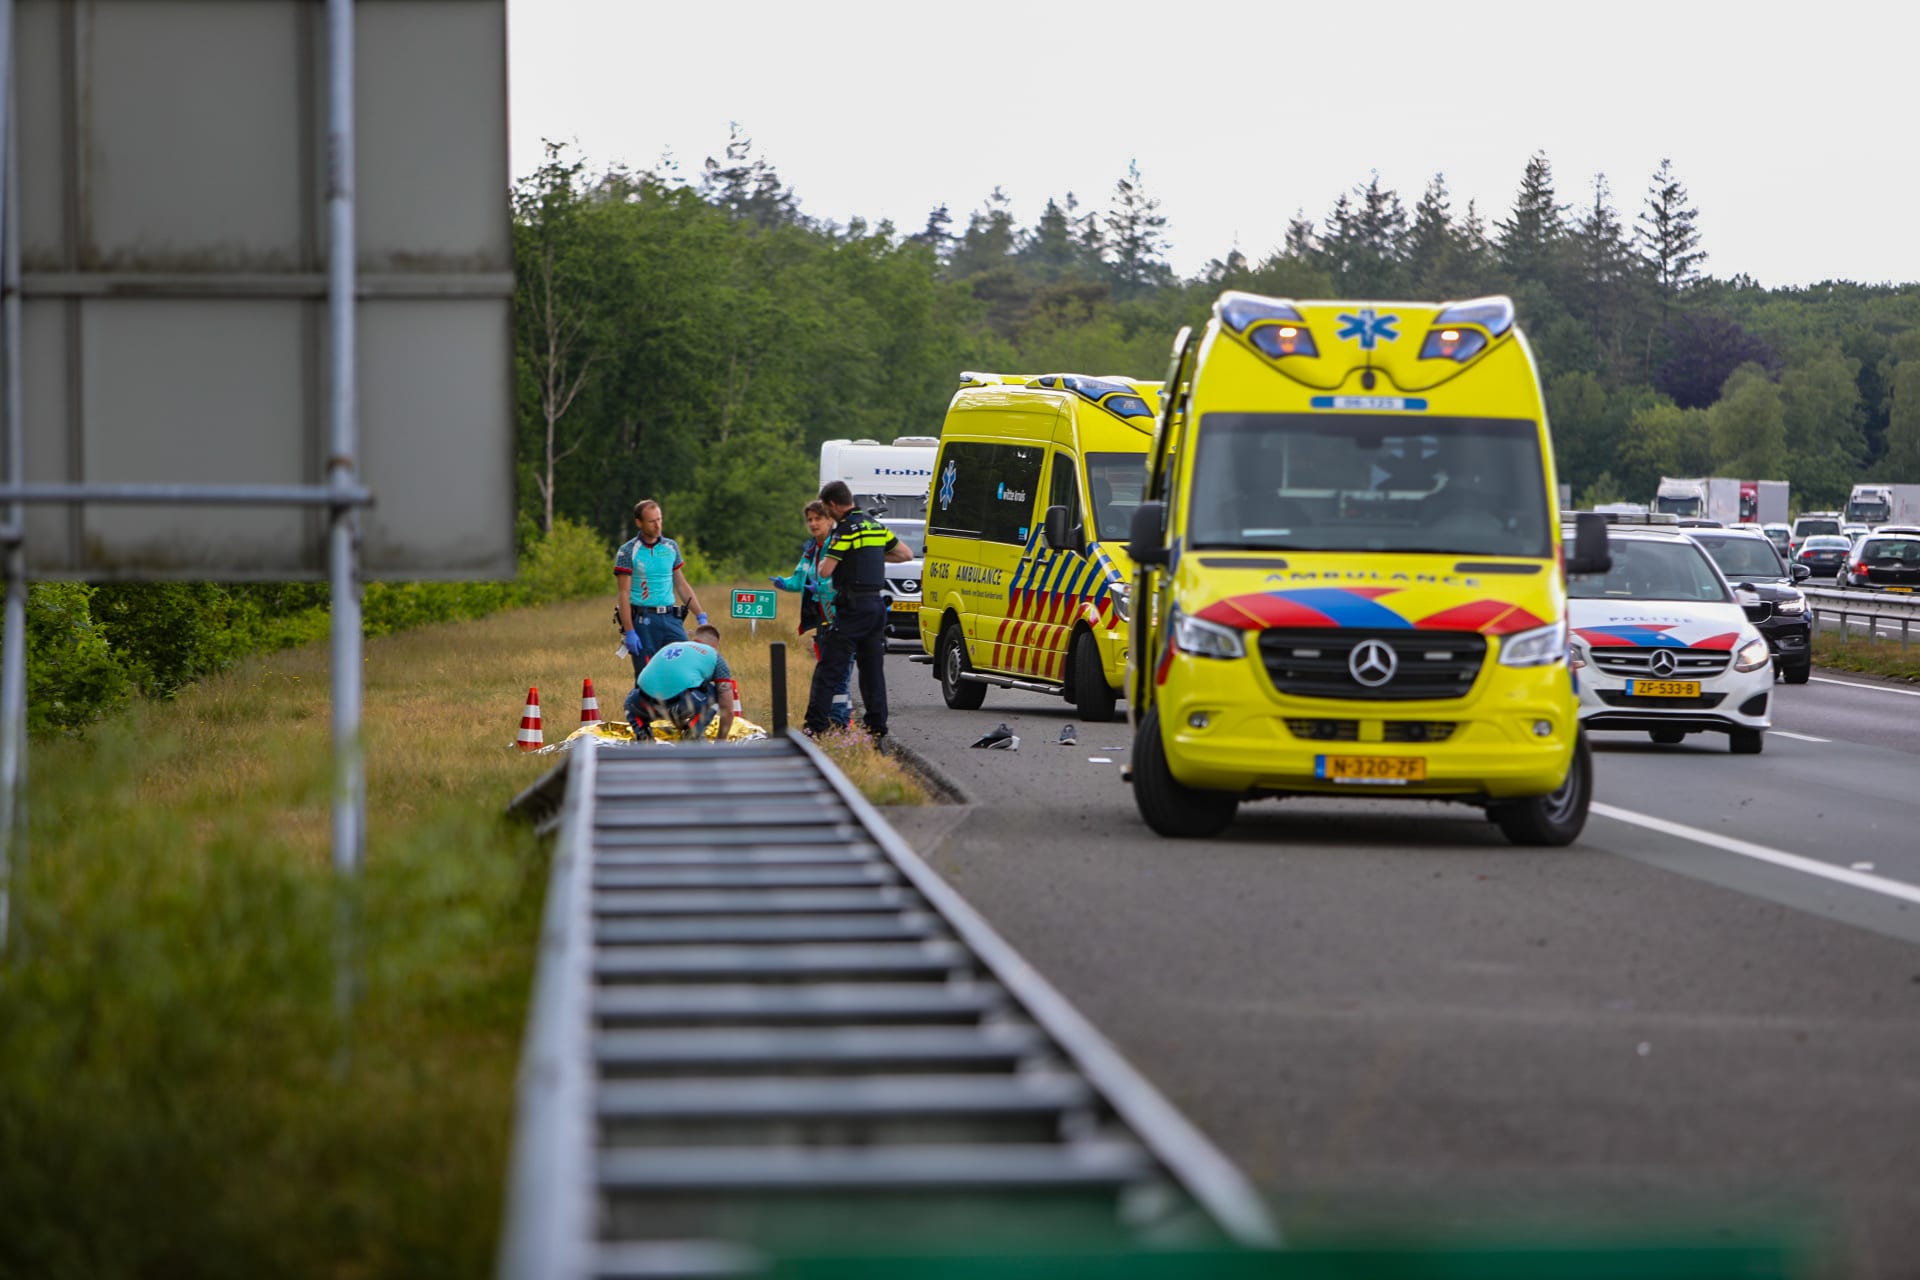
[1591,802,1920,906]
[1769,730,1831,743]
[1809,676,1920,698]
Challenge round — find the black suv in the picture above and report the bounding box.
[1686,528,1813,683]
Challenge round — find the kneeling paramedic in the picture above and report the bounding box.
[625,624,736,742]
[804,480,911,738]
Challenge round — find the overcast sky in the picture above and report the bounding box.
[507,0,1919,289]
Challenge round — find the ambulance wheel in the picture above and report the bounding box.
[938,622,987,711]
[1132,707,1238,838]
[1491,734,1590,847]
[1071,632,1118,723]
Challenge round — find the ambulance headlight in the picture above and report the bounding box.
[1733,637,1771,672]
[1172,608,1245,659]
[1498,619,1567,668]
[1110,584,1132,622]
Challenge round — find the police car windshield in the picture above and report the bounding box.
[1567,538,1731,603]
[1187,414,1551,558]
[1692,535,1785,580]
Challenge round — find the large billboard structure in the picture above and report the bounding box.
[1,0,515,935]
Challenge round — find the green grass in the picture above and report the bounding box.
[0,592,922,1278]
[1812,633,1920,682]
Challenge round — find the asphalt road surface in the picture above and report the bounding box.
[873,653,1920,1278]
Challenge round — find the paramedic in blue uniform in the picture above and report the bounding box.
[771,499,850,729]
[615,499,708,680]
[805,480,910,739]
[626,624,735,742]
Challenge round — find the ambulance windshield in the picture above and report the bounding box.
[1186,413,1551,559]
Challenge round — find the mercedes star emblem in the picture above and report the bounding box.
[1649,650,1678,677]
[1349,638,1399,687]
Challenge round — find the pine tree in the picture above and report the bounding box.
[1283,210,1318,261]
[1637,158,1706,317]
[907,204,955,265]
[1496,151,1568,285]
[1102,159,1172,297]
[1405,174,1457,296]
[1570,174,1644,372]
[946,187,1018,279]
[698,123,799,229]
[1019,197,1084,282]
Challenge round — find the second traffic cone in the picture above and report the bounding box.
[516,687,544,751]
[579,677,602,725]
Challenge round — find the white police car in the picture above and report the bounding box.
[1566,524,1774,753]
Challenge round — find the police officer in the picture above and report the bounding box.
[615,499,708,682]
[805,480,910,739]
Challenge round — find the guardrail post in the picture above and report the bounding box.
[769,642,787,734]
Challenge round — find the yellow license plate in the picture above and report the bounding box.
[1888,586,1914,593]
[1626,679,1701,697]
[1316,754,1426,784]
[890,599,918,612]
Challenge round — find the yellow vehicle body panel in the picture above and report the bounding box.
[1141,295,1575,800]
[921,375,1158,703]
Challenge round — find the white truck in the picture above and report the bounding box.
[1653,477,1787,525]
[818,436,940,519]
[1845,483,1920,529]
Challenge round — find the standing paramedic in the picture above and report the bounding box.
[770,499,850,729]
[805,480,910,739]
[615,499,708,681]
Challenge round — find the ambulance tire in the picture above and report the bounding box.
[1132,706,1238,838]
[1071,632,1118,723]
[1490,733,1591,847]
[938,622,987,711]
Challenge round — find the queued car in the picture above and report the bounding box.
[1761,522,1793,556]
[1837,533,1920,592]
[879,517,927,651]
[1789,511,1844,556]
[1685,527,1813,684]
[1793,534,1852,579]
[1565,524,1774,753]
[1873,524,1920,537]
[1841,523,1871,541]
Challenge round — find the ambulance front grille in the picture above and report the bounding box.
[1258,629,1486,701]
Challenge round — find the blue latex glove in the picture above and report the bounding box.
[623,628,642,658]
[696,612,709,626]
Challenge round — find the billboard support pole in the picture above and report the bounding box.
[1,0,27,956]
[326,0,365,1028]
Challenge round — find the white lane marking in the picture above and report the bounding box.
[1809,676,1920,698]
[1087,757,1113,763]
[1591,802,1920,906]
[1770,730,1831,743]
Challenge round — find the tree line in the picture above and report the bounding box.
[522,134,1920,568]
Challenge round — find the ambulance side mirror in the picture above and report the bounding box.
[1128,501,1168,566]
[1042,505,1084,555]
[1565,511,1612,577]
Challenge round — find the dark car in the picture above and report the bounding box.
[1793,534,1851,579]
[1687,529,1814,684]
[1838,535,1920,592]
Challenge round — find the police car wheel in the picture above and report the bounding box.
[938,623,988,711]
[1132,706,1238,838]
[1648,728,1687,745]
[1729,728,1764,755]
[1491,733,1591,847]
[1071,632,1118,723]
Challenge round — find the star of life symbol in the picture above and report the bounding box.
[1349,638,1398,687]
[938,459,958,510]
[1336,308,1399,351]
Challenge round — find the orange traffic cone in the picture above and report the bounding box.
[579,677,602,725]
[516,687,544,751]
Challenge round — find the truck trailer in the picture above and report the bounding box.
[1653,476,1786,525]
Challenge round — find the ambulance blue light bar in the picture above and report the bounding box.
[1432,296,1514,337]
[1219,293,1319,361]
[1031,374,1154,420]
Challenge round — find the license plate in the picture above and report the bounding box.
[1888,586,1914,593]
[1626,679,1700,697]
[1315,754,1426,784]
[890,599,918,612]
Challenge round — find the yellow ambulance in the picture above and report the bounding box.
[1125,293,1613,843]
[919,372,1160,722]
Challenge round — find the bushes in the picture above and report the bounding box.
[10,518,614,735]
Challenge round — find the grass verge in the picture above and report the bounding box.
[0,589,922,1278]
[1811,633,1920,682]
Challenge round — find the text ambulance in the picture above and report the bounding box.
[1125,293,1613,843]
[920,373,1160,722]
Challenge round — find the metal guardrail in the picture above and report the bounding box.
[1803,586,1920,647]
[499,734,1278,1280]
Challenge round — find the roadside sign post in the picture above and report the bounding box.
[730,589,776,641]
